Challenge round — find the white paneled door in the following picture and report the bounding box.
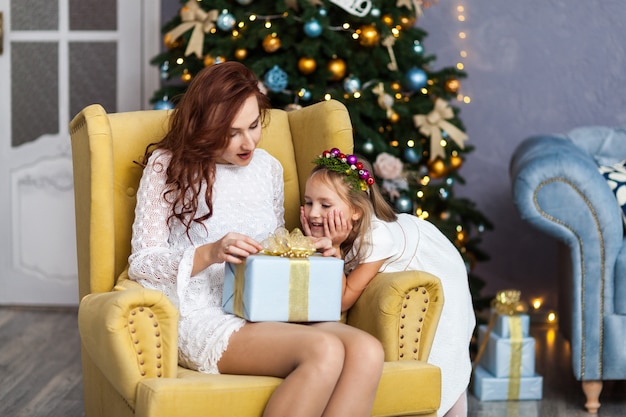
[0,0,160,305]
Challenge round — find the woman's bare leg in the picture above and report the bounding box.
[217,321,346,417]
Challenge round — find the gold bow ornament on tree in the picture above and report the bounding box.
[164,0,218,58]
[413,98,468,161]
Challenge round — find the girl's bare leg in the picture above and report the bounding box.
[217,321,346,417]
[444,391,468,417]
[311,321,385,417]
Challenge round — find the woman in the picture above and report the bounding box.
[128,62,384,417]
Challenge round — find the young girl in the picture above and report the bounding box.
[128,63,384,417]
[300,148,476,417]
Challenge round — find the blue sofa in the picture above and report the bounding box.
[509,126,626,413]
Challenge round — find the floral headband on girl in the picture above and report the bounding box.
[313,148,375,192]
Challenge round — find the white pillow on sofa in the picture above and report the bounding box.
[599,159,626,228]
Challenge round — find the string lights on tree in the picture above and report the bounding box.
[152,0,493,311]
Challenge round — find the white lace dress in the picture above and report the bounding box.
[349,214,476,417]
[128,148,284,374]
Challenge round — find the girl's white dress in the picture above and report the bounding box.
[351,213,476,417]
[128,148,284,374]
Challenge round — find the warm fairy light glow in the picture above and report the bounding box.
[456,62,464,70]
[456,225,463,232]
[353,92,361,98]
[458,32,466,39]
[440,139,447,147]
[460,50,467,58]
[324,94,332,100]
[463,96,471,103]
[532,298,542,310]
[265,21,272,28]
[417,190,424,198]
[249,14,257,21]
[421,176,430,185]
[390,140,399,147]
[457,5,465,12]
[407,140,415,147]
[176,57,184,64]
[547,311,557,323]
[458,15,465,22]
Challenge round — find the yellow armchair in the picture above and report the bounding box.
[70,99,444,417]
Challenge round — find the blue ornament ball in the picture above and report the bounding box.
[264,65,289,92]
[395,196,413,213]
[153,98,174,110]
[361,140,375,154]
[370,8,381,17]
[413,40,424,55]
[304,19,322,38]
[403,147,420,163]
[159,61,169,80]
[318,8,327,16]
[406,67,428,91]
[343,75,361,93]
[217,12,236,31]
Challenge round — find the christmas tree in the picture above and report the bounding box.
[151,0,493,310]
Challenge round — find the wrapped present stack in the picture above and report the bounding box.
[472,290,543,401]
[222,228,344,322]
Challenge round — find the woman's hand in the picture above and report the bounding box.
[193,232,263,275]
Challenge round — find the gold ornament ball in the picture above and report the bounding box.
[234,48,248,60]
[399,16,416,29]
[427,158,449,179]
[181,69,192,83]
[445,78,461,94]
[298,57,317,75]
[203,54,215,67]
[262,34,281,53]
[389,111,400,123]
[327,58,347,81]
[358,25,380,47]
[382,15,394,27]
[163,33,181,50]
[450,154,463,170]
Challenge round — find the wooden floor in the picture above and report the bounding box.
[1,306,624,417]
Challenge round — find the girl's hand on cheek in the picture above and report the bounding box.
[324,209,352,247]
[299,206,312,236]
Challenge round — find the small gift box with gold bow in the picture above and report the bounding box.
[472,290,543,401]
[222,228,344,322]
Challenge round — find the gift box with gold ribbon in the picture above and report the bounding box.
[221,228,344,322]
[473,365,543,401]
[472,289,543,401]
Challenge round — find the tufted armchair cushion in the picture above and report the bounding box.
[510,125,626,413]
[70,100,444,417]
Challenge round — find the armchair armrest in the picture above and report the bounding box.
[346,270,443,362]
[78,282,179,408]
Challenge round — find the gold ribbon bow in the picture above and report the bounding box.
[396,0,424,20]
[372,83,395,119]
[413,98,468,160]
[165,1,218,58]
[262,227,316,258]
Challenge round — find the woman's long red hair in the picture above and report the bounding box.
[143,62,271,234]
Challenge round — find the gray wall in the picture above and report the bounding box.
[420,0,626,310]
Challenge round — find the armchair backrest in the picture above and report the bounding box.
[70,100,353,299]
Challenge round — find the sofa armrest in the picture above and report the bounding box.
[78,282,179,408]
[346,270,443,362]
[510,135,623,252]
[510,135,623,380]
